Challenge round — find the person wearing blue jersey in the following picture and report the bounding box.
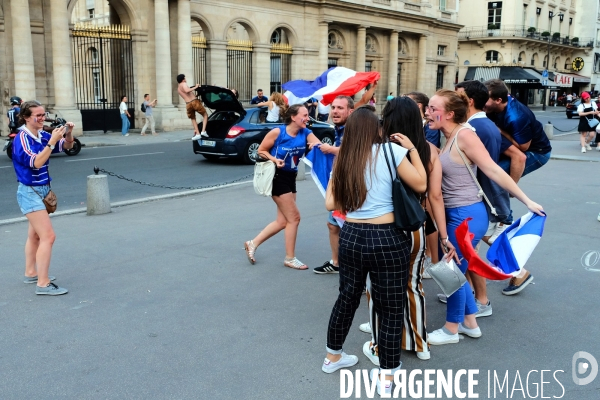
[7,96,22,133]
[12,100,75,295]
[483,79,552,295]
[244,104,322,270]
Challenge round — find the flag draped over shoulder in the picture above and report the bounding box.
[303,146,335,197]
[455,218,512,280]
[283,67,380,106]
[486,212,546,276]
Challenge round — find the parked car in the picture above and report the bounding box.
[192,86,335,164]
[566,98,598,118]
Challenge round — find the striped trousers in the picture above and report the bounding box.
[326,222,410,372]
[366,226,428,357]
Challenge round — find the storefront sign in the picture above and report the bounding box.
[554,73,573,87]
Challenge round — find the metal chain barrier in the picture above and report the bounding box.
[94,166,254,191]
[549,121,579,133]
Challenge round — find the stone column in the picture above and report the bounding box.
[318,21,329,73]
[253,44,271,98]
[10,0,36,100]
[177,0,193,107]
[417,35,428,93]
[207,39,227,87]
[50,0,82,134]
[388,30,399,96]
[356,26,367,72]
[155,0,174,107]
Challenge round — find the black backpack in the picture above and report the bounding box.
[141,102,146,112]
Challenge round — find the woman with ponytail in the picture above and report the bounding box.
[424,90,544,345]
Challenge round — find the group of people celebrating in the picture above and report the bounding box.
[243,78,549,395]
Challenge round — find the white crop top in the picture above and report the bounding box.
[267,102,280,122]
[346,143,408,220]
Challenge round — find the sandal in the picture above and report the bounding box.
[244,240,256,264]
[283,257,308,270]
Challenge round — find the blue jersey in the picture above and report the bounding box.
[424,124,441,148]
[334,125,345,147]
[12,128,65,186]
[270,125,311,172]
[488,96,551,154]
[7,107,20,130]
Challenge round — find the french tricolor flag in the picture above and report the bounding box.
[283,67,380,106]
[455,212,546,280]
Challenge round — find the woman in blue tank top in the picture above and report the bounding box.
[244,104,321,270]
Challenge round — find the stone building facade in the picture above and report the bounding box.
[0,0,461,136]
[456,0,597,106]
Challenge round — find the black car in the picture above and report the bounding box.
[192,86,335,164]
[566,98,598,118]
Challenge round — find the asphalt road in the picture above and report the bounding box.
[0,141,254,220]
[531,108,581,134]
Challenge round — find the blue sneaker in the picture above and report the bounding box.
[502,272,533,296]
[36,282,68,296]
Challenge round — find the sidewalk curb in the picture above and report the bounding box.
[550,154,600,162]
[0,180,253,227]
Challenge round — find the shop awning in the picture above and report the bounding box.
[464,67,540,84]
[571,73,591,83]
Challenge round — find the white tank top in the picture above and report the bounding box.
[267,102,280,122]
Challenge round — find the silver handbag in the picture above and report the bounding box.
[425,259,467,297]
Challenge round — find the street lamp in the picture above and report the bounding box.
[543,11,564,110]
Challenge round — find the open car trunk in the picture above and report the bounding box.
[195,85,245,139]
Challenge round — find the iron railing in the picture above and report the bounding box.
[227,40,253,105]
[458,25,594,48]
[192,36,207,86]
[270,43,292,94]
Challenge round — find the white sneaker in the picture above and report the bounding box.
[370,368,393,397]
[458,323,482,338]
[582,146,587,153]
[416,348,431,360]
[322,352,359,373]
[363,341,380,366]
[124,133,129,137]
[586,144,592,151]
[192,134,202,141]
[428,328,459,345]
[597,145,600,152]
[488,222,508,244]
[359,322,372,334]
[422,257,433,279]
[200,131,208,137]
[437,293,447,304]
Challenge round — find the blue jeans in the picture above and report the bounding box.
[445,202,488,323]
[498,150,551,179]
[121,113,130,135]
[17,183,49,215]
[498,150,550,224]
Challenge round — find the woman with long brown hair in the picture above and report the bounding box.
[257,92,287,123]
[12,100,75,295]
[360,97,456,364]
[244,104,321,270]
[321,108,427,395]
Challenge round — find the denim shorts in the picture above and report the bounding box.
[17,183,49,215]
[327,210,341,227]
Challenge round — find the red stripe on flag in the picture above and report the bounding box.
[320,71,381,105]
[455,218,512,281]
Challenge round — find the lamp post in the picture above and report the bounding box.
[543,11,564,110]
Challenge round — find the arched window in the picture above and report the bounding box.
[531,53,539,66]
[486,50,499,63]
[271,29,281,44]
[328,30,344,50]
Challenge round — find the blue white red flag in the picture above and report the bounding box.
[486,212,546,276]
[303,146,335,197]
[283,67,380,106]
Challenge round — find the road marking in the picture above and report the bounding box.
[64,152,164,162]
[0,166,12,169]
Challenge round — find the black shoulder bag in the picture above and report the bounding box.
[382,142,426,232]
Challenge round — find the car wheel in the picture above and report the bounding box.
[321,134,334,146]
[566,114,572,119]
[243,140,260,164]
[202,154,220,161]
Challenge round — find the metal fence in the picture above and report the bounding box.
[270,43,292,94]
[71,24,134,132]
[227,40,253,105]
[192,36,207,86]
[458,24,594,48]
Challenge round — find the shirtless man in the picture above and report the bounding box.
[177,74,208,140]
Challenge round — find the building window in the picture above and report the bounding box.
[543,55,548,68]
[437,45,446,56]
[271,29,281,44]
[436,65,445,90]
[328,58,338,69]
[365,61,372,72]
[486,50,499,63]
[488,2,502,28]
[397,63,402,96]
[92,68,100,103]
[440,0,447,11]
[88,8,95,19]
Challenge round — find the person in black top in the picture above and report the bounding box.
[250,89,268,104]
[7,96,22,133]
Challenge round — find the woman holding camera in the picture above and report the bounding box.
[12,100,75,295]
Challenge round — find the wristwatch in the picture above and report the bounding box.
[47,144,55,150]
